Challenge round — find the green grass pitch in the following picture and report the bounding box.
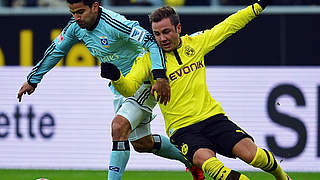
[0,169,319,180]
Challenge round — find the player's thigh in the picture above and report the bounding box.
[117,100,153,142]
[117,100,149,130]
[128,117,152,142]
[112,94,126,113]
[170,124,214,163]
[232,137,257,163]
[203,114,254,159]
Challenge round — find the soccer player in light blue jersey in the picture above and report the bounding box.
[17,0,204,179]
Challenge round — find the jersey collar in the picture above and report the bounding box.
[171,38,182,52]
[87,7,102,31]
[177,38,182,49]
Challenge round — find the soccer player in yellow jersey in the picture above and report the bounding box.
[100,1,292,179]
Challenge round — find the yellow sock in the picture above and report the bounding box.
[239,174,250,180]
[250,147,287,180]
[202,157,250,180]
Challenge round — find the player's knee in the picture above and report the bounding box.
[193,148,216,167]
[131,136,154,153]
[132,144,152,153]
[233,138,257,163]
[111,115,131,140]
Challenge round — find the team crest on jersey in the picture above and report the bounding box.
[185,45,195,57]
[181,144,189,155]
[100,36,110,48]
[129,27,145,43]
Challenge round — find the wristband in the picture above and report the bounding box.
[27,80,38,88]
[152,69,168,80]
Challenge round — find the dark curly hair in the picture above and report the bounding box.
[66,0,101,7]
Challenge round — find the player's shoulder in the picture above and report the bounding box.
[99,7,134,34]
[100,7,118,18]
[182,30,205,41]
[62,17,78,34]
[100,7,129,23]
[136,50,151,64]
[189,31,205,37]
[137,50,151,60]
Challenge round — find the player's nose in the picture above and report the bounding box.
[73,14,81,21]
[159,35,167,41]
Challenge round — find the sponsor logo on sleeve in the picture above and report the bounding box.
[57,33,64,45]
[129,27,145,43]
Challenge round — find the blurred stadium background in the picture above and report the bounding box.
[0,0,320,179]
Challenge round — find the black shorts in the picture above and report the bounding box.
[170,114,253,162]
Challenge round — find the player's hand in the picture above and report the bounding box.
[100,62,120,81]
[151,78,170,105]
[17,82,36,102]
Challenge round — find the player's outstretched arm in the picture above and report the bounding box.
[17,82,36,102]
[200,0,269,55]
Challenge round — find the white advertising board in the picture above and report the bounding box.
[0,67,319,172]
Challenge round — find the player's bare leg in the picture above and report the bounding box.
[131,134,192,165]
[131,134,204,180]
[108,114,201,179]
[130,134,154,152]
[233,138,289,180]
[108,115,131,180]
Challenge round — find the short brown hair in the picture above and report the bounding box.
[149,6,180,27]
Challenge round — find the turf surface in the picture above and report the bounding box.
[0,169,319,180]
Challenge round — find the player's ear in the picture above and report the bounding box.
[92,2,99,12]
[176,23,182,34]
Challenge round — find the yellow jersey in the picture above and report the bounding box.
[113,4,263,137]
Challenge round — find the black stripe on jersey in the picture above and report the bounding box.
[126,97,152,112]
[101,13,131,34]
[100,16,130,34]
[27,43,56,81]
[140,90,151,105]
[144,34,166,69]
[27,42,55,79]
[63,18,76,34]
[173,49,182,65]
[144,34,156,43]
[101,12,131,32]
[159,47,166,68]
[137,88,150,105]
[252,4,258,16]
[27,42,55,80]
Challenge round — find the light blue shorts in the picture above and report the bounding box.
[113,94,153,141]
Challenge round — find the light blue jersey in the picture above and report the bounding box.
[27,6,166,95]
